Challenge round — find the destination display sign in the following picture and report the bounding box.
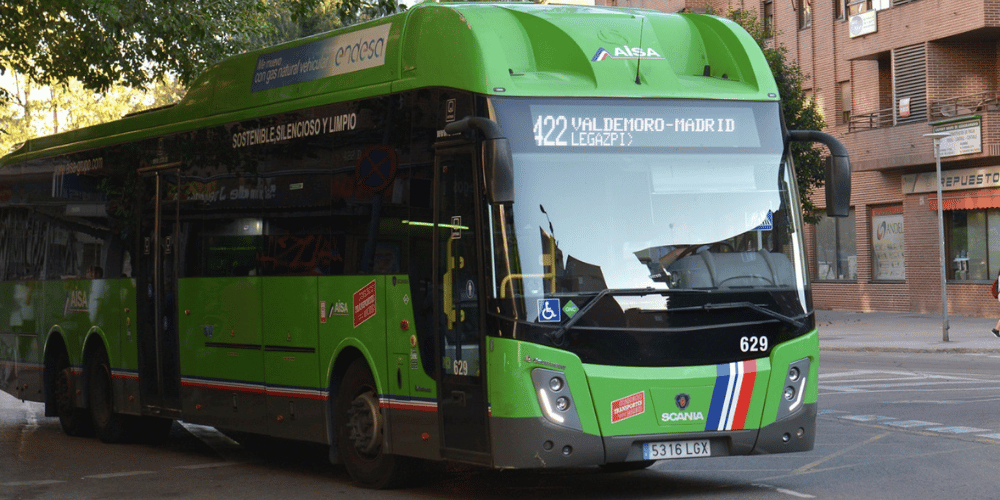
[529,104,761,149]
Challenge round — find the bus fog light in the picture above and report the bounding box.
[783,386,795,401]
[562,445,573,456]
[549,377,564,392]
[782,433,790,443]
[531,368,583,431]
[777,358,810,421]
[796,427,805,438]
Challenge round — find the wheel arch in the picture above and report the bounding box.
[325,343,378,463]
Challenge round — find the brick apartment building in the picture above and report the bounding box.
[594,0,1000,317]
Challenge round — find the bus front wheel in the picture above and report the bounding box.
[335,359,412,489]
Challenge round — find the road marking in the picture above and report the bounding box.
[830,413,1000,441]
[0,480,65,487]
[792,432,889,474]
[885,420,940,428]
[924,426,991,434]
[775,487,816,498]
[175,462,243,470]
[83,471,156,479]
[841,414,895,422]
[753,484,816,498]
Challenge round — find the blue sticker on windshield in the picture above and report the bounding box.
[538,298,562,323]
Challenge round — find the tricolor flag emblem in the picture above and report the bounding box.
[592,47,611,62]
[705,360,758,431]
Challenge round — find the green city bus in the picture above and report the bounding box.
[0,3,850,488]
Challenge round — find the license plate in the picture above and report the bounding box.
[642,439,711,460]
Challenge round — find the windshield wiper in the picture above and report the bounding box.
[667,301,805,329]
[546,288,690,345]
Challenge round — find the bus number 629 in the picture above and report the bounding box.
[740,336,768,353]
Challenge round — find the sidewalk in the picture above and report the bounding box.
[817,310,1000,353]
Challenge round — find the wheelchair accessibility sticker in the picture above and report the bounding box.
[538,298,562,323]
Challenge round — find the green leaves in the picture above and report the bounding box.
[723,8,829,224]
[1,0,304,95]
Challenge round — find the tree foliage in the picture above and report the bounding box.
[0,0,403,102]
[0,73,184,156]
[723,8,828,224]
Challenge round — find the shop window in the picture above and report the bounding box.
[871,206,904,280]
[815,209,857,280]
[947,209,1000,281]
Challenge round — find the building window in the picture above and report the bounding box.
[815,209,857,281]
[947,209,1000,281]
[835,0,846,19]
[763,1,774,37]
[799,0,812,29]
[839,81,852,125]
[872,206,904,280]
[847,0,889,15]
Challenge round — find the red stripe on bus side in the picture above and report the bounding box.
[732,359,757,430]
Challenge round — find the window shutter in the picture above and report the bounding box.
[893,43,927,124]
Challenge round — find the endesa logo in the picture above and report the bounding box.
[592,46,665,61]
[876,220,903,240]
[334,35,386,67]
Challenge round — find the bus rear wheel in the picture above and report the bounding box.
[335,359,413,489]
[54,356,94,437]
[87,349,130,443]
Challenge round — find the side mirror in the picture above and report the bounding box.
[445,116,515,204]
[788,130,851,217]
[825,155,850,217]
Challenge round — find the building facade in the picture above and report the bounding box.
[596,0,1000,317]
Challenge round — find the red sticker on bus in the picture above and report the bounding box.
[353,280,377,328]
[611,391,645,423]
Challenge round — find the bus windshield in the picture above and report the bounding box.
[489,98,809,326]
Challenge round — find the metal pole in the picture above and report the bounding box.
[930,135,950,342]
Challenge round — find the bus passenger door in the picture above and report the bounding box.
[135,167,182,416]
[435,146,490,461]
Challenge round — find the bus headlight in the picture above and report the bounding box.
[776,358,810,421]
[531,368,583,431]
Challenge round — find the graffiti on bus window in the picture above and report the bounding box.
[259,232,345,275]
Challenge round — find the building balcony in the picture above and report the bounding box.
[844,91,1000,171]
[841,1,1000,61]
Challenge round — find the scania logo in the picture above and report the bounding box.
[675,393,690,410]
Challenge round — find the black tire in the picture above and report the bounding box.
[54,354,94,437]
[335,359,415,489]
[87,349,130,443]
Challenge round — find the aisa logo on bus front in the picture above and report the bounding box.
[592,46,665,62]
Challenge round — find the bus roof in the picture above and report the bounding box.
[1,3,778,165]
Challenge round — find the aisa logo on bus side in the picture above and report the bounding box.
[592,46,665,62]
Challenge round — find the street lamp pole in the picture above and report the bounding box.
[926,132,951,342]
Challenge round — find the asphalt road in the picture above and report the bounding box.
[3,350,999,499]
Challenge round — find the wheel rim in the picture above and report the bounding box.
[346,391,382,456]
